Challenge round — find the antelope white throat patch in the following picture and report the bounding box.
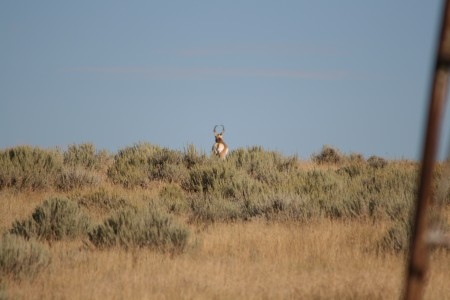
[213,143,225,154]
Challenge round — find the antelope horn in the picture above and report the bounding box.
[213,125,225,135]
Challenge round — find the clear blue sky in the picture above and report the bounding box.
[1,1,449,160]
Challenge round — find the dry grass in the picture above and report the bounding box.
[0,190,58,233]
[3,217,449,300]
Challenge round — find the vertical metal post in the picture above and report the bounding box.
[404,1,450,299]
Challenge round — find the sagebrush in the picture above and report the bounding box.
[0,234,51,280]
[0,144,448,253]
[10,197,91,241]
[88,206,189,252]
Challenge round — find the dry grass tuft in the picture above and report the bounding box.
[2,218,449,299]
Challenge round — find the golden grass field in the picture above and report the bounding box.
[1,188,449,300]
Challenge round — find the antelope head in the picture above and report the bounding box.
[214,125,225,142]
[212,125,229,159]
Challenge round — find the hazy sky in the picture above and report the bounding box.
[1,1,449,160]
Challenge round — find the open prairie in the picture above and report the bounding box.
[1,144,449,299]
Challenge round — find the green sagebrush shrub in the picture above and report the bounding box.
[11,197,91,241]
[157,184,189,214]
[56,167,101,191]
[379,220,411,253]
[312,145,343,165]
[379,207,449,253]
[75,188,130,215]
[107,143,188,187]
[189,194,243,223]
[294,170,362,219]
[228,146,298,183]
[188,193,313,223]
[57,143,110,191]
[182,160,238,194]
[63,143,110,170]
[182,158,269,202]
[0,144,109,191]
[180,147,420,223]
[0,146,63,190]
[88,207,189,253]
[367,155,388,169]
[183,144,206,169]
[0,234,51,280]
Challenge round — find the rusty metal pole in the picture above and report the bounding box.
[404,1,450,299]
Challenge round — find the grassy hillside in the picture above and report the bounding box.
[0,143,449,299]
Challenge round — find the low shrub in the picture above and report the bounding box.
[64,143,98,170]
[88,207,189,252]
[183,160,261,201]
[434,164,450,205]
[158,184,189,214]
[107,143,153,187]
[228,147,298,183]
[183,144,206,169]
[56,167,101,191]
[379,220,411,253]
[0,145,109,191]
[180,149,421,223]
[367,156,388,169]
[0,143,431,231]
[0,146,63,190]
[189,194,242,223]
[182,161,237,194]
[300,170,343,197]
[312,145,343,165]
[379,205,450,253]
[108,143,188,187]
[11,197,91,241]
[260,194,318,222]
[188,193,316,223]
[75,188,130,214]
[147,147,187,182]
[0,234,51,280]
[337,154,367,178]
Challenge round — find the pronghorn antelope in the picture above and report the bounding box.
[212,125,229,159]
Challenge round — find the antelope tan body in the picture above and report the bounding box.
[212,125,229,159]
